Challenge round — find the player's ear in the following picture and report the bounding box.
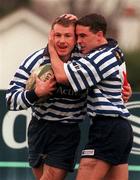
[96,31,103,38]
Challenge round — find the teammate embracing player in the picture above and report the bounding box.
[49,13,133,180]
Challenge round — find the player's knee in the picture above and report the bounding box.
[40,165,67,180]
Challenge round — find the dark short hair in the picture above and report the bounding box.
[51,15,77,29]
[76,13,107,36]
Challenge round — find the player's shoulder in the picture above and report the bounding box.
[29,48,46,61]
[21,48,47,69]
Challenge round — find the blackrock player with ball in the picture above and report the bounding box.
[6,16,87,180]
[6,15,132,180]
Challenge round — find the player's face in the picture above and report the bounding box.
[53,24,76,61]
[76,25,100,55]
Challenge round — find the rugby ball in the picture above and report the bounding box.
[26,64,54,90]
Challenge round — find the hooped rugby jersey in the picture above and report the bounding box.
[6,47,87,123]
[64,39,130,118]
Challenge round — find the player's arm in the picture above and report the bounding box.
[122,83,132,103]
[6,69,56,110]
[122,71,132,103]
[6,51,56,110]
[6,67,38,110]
[48,31,69,84]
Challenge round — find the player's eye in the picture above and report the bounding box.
[55,33,61,37]
[65,34,72,38]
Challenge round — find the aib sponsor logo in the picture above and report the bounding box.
[126,101,140,155]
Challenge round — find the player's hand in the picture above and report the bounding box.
[34,76,56,97]
[48,30,57,54]
[122,83,132,103]
[59,13,78,20]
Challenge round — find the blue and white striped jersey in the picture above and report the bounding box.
[6,47,87,123]
[64,39,130,118]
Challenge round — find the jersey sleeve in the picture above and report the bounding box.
[5,49,44,111]
[64,50,119,92]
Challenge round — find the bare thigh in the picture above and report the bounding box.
[32,165,43,180]
[40,164,67,180]
[104,164,128,180]
[76,158,111,180]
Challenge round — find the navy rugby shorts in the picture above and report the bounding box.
[81,115,133,165]
[28,118,80,171]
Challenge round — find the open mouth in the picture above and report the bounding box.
[59,46,67,49]
[57,45,68,52]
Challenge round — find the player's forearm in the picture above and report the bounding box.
[6,88,38,110]
[6,70,39,110]
[49,47,68,84]
[122,83,132,103]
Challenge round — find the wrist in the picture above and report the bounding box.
[26,89,39,103]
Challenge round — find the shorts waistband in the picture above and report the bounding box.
[32,116,80,125]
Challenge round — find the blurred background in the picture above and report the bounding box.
[0,1,140,180]
[0,0,140,91]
